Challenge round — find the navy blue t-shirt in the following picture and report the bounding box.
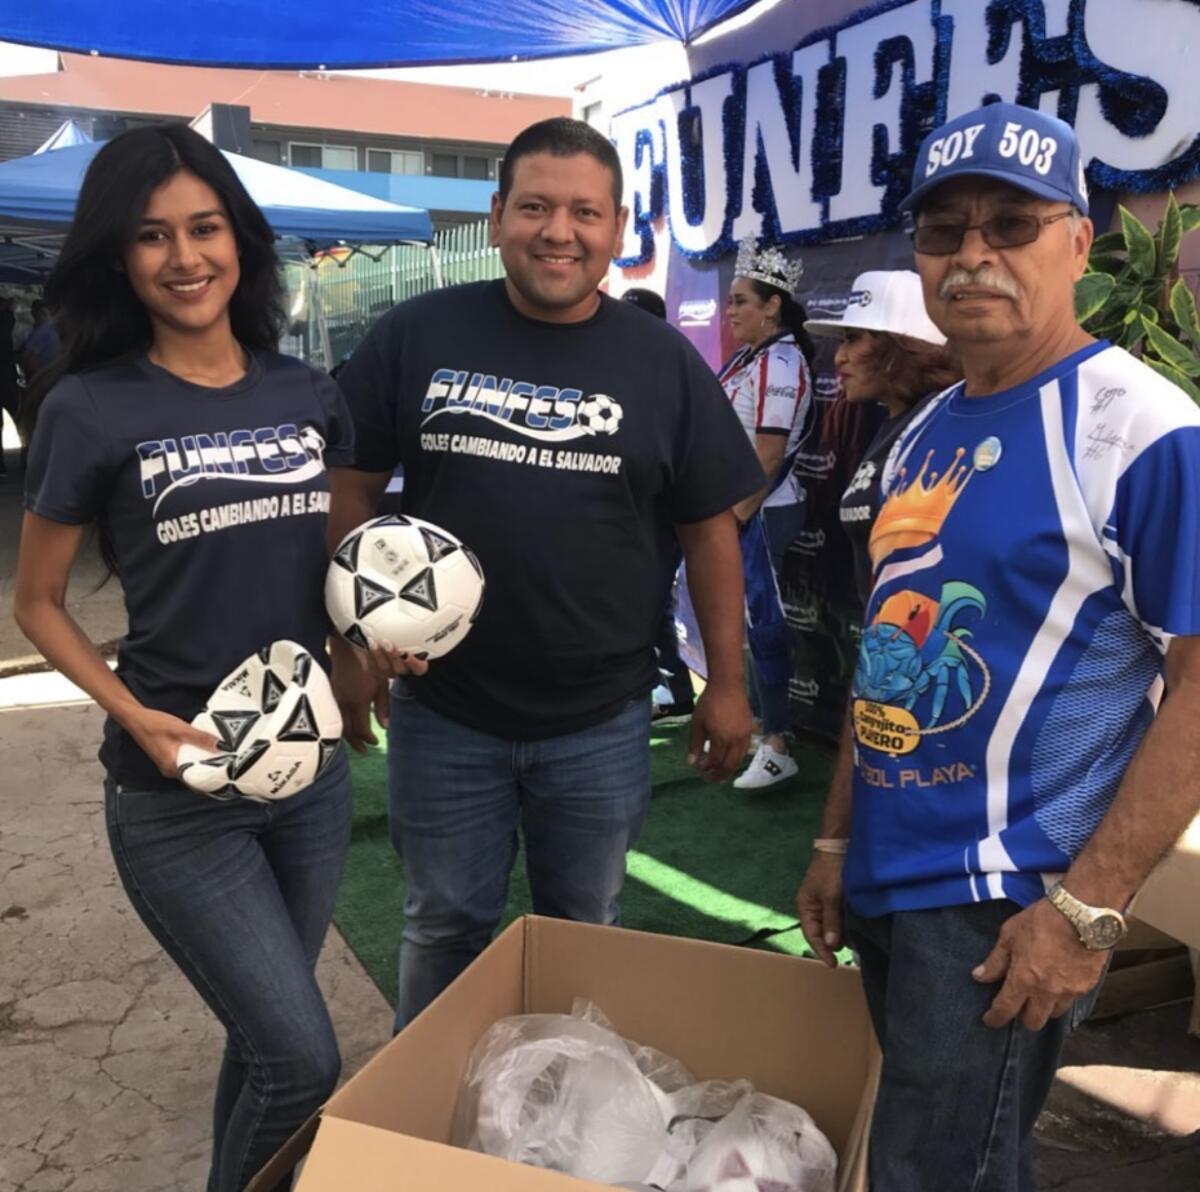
[335,280,764,739]
[25,351,353,789]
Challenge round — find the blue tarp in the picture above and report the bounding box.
[0,1,758,68]
[0,141,432,247]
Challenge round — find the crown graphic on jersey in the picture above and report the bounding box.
[869,448,972,566]
[734,237,804,294]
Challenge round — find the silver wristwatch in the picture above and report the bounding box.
[1046,882,1127,951]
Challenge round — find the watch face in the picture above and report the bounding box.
[1085,913,1125,950]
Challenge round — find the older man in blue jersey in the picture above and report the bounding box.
[798,102,1200,1190]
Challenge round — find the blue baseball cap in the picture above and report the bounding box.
[900,102,1088,216]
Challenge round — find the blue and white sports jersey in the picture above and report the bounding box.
[844,342,1200,917]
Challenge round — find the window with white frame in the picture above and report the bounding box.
[288,142,357,171]
[367,149,424,175]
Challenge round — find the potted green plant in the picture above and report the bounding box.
[1074,194,1200,401]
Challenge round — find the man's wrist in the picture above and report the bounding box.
[703,664,745,690]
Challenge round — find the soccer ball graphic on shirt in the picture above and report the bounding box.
[325,514,485,659]
[575,392,623,435]
[176,640,343,803]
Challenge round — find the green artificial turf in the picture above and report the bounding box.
[333,719,844,1006]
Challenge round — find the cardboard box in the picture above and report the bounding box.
[1130,812,1200,951]
[250,916,880,1192]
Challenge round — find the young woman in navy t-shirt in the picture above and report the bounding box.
[14,125,354,1192]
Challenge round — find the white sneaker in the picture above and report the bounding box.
[734,742,799,789]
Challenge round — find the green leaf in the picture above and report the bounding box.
[1180,204,1200,235]
[1169,278,1200,349]
[1087,254,1131,277]
[1144,356,1200,405]
[1119,316,1146,352]
[1143,319,1200,375]
[1090,321,1125,344]
[1137,303,1161,326]
[1075,272,1116,323]
[1157,192,1182,276]
[1120,206,1157,279]
[1090,231,1127,256]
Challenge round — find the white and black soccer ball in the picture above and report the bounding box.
[177,640,343,803]
[325,514,485,659]
[576,393,623,435]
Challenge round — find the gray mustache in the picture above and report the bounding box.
[939,267,1021,301]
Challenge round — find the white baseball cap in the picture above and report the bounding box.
[804,270,946,347]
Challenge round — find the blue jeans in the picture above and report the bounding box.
[387,687,652,1030]
[742,511,795,738]
[847,901,1101,1192]
[105,751,352,1192]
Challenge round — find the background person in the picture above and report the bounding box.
[803,269,961,603]
[719,238,815,789]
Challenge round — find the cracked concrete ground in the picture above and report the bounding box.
[0,690,391,1192]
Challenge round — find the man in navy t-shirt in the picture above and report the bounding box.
[798,103,1200,1190]
[331,118,764,1029]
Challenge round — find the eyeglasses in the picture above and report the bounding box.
[911,210,1074,255]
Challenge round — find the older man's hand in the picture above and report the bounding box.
[973,899,1109,1031]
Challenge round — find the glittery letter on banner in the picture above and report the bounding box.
[606,0,1200,267]
[1074,0,1200,182]
[612,102,664,265]
[731,42,828,243]
[941,0,1024,113]
[829,0,936,226]
[662,72,735,258]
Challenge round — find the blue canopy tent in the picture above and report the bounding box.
[0,140,431,258]
[0,1,757,68]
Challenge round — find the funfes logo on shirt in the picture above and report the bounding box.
[137,423,328,513]
[420,368,624,442]
[854,581,989,755]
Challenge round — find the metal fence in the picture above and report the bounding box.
[283,220,503,367]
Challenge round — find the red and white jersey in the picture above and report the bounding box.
[718,332,812,506]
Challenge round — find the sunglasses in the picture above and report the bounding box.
[911,210,1074,255]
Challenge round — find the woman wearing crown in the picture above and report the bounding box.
[718,237,815,789]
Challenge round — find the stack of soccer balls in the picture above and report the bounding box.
[325,514,485,658]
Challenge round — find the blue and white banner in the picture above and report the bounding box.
[612,0,1200,265]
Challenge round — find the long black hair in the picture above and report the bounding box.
[28,124,286,576]
[745,278,817,370]
[28,123,284,419]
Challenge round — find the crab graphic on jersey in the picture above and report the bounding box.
[853,582,989,756]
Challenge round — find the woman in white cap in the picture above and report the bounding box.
[805,270,961,604]
[719,238,816,790]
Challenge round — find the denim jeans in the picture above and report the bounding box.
[387,687,652,1031]
[105,750,352,1192]
[847,901,1102,1192]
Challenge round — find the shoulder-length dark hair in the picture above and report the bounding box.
[28,122,284,416]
